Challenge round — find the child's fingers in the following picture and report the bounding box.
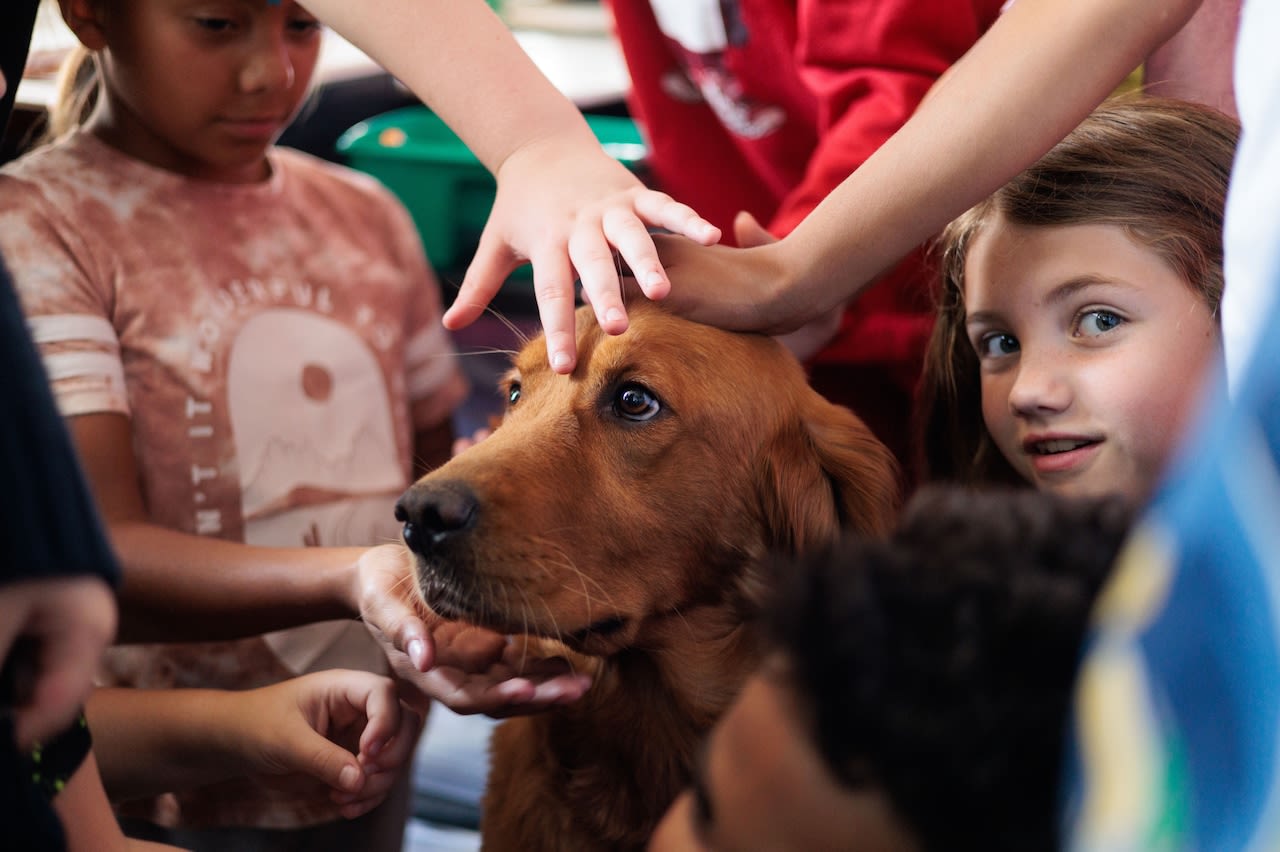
[528,246,581,374]
[330,761,400,815]
[13,580,117,749]
[632,191,721,246]
[445,231,519,332]
[568,225,630,338]
[353,676,416,769]
[357,545,436,673]
[332,773,398,819]
[599,208,669,301]
[295,724,366,795]
[480,672,594,719]
[430,621,509,672]
[731,209,776,248]
[360,706,418,775]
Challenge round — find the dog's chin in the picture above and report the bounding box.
[414,570,484,623]
[416,570,640,657]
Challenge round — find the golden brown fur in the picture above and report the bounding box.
[396,300,900,851]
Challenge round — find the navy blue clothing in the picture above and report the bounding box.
[0,255,120,585]
[0,0,39,140]
[1,247,120,849]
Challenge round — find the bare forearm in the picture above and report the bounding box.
[300,0,595,173]
[87,688,255,801]
[55,753,131,852]
[110,522,361,643]
[774,0,1202,315]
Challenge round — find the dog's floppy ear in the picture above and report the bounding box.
[758,392,900,555]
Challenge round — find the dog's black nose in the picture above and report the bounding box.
[395,480,479,556]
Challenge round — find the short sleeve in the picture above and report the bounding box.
[0,175,130,418]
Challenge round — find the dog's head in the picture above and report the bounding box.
[396,300,899,656]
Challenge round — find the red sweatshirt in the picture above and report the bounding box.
[606,0,1005,458]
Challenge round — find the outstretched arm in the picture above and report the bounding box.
[87,671,417,818]
[69,412,358,641]
[654,0,1204,333]
[301,0,719,372]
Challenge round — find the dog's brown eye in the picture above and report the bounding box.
[507,382,521,406]
[614,382,660,421]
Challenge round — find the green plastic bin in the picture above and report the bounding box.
[337,107,648,275]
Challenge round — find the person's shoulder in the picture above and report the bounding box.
[0,134,141,220]
[0,139,87,228]
[1,133,102,184]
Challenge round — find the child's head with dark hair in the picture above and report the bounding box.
[919,96,1238,503]
[650,486,1131,852]
[51,0,323,182]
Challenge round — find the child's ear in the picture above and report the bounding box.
[59,0,109,51]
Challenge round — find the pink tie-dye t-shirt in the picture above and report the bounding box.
[0,131,468,829]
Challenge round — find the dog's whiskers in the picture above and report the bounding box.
[455,345,520,360]
[512,585,538,673]
[669,603,694,639]
[534,537,620,613]
[389,572,417,596]
[483,307,533,348]
[383,568,421,606]
[538,593,566,650]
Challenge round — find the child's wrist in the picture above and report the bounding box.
[200,689,255,766]
[320,548,366,619]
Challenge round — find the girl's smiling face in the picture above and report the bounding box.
[963,215,1221,504]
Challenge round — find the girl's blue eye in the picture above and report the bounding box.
[977,332,1019,358]
[1077,310,1123,337]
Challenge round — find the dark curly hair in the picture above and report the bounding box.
[764,486,1132,851]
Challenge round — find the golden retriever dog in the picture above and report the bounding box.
[395,300,900,851]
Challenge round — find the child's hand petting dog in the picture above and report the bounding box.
[444,133,720,376]
[731,210,843,363]
[355,544,592,717]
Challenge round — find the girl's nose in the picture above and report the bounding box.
[239,36,295,93]
[1007,352,1072,416]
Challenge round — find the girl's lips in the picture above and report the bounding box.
[1025,438,1102,474]
[220,118,284,139]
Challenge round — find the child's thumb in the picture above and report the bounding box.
[298,731,365,794]
[732,210,777,249]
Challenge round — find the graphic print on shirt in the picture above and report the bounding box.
[225,304,405,675]
[226,306,405,552]
[649,0,784,139]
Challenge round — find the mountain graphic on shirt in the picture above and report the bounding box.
[227,307,404,522]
